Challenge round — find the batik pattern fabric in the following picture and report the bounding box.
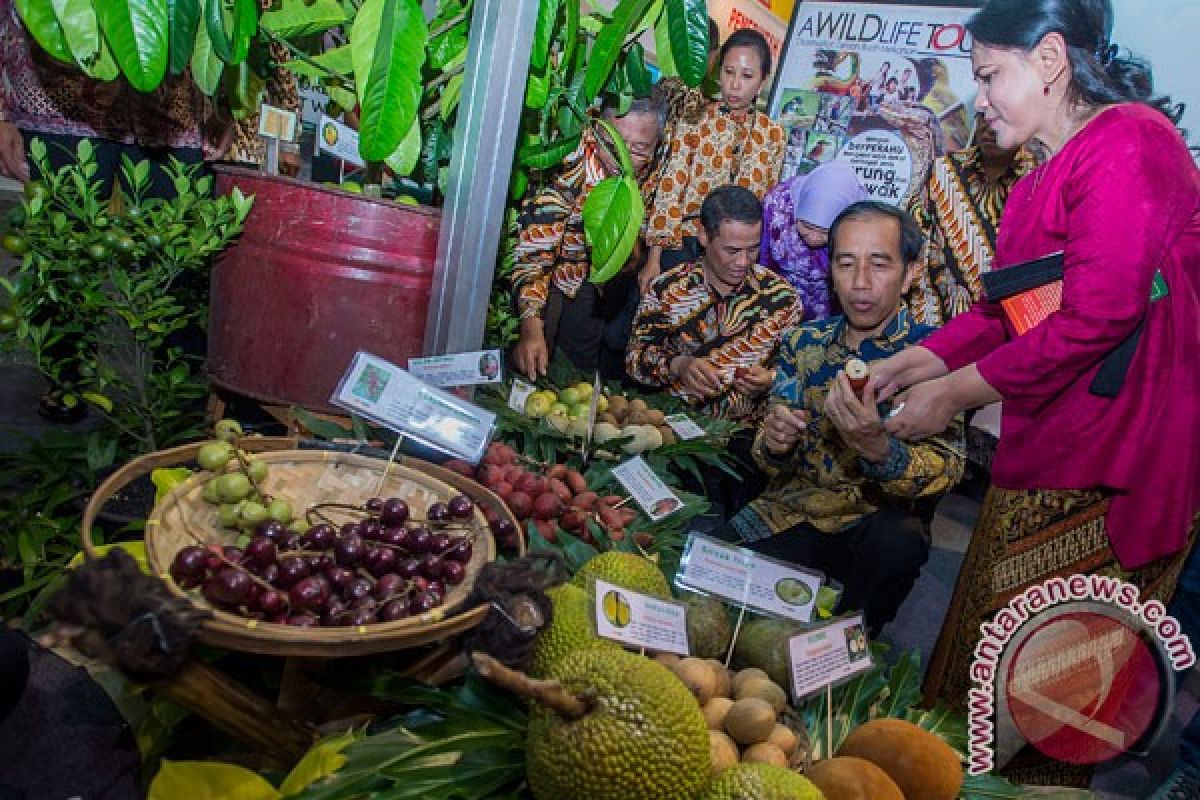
[735,309,965,538]
[510,132,610,321]
[760,182,829,320]
[0,0,207,151]
[626,261,799,421]
[646,103,785,249]
[905,145,1036,326]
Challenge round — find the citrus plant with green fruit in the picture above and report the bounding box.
[0,138,253,454]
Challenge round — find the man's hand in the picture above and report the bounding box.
[512,318,550,380]
[864,345,947,402]
[0,122,29,183]
[669,355,724,399]
[826,372,890,463]
[733,365,774,396]
[763,402,810,456]
[639,247,662,294]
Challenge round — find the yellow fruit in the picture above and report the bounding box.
[767,724,798,757]
[530,584,620,679]
[703,697,735,730]
[741,742,789,768]
[732,668,770,696]
[549,401,570,417]
[709,730,739,776]
[723,698,776,746]
[593,422,621,444]
[572,551,670,598]
[525,393,554,418]
[559,387,582,406]
[805,756,904,800]
[698,763,823,800]
[673,657,718,705]
[527,649,710,800]
[837,718,963,800]
[596,394,609,413]
[736,677,788,714]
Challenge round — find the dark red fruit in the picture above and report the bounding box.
[244,538,277,568]
[326,566,355,590]
[447,495,474,519]
[223,546,245,564]
[442,561,466,586]
[282,534,304,551]
[378,598,410,621]
[374,573,405,600]
[445,540,473,564]
[427,579,446,597]
[306,524,336,550]
[259,589,288,615]
[360,521,383,541]
[365,547,398,577]
[426,502,450,522]
[410,591,444,615]
[413,576,429,592]
[276,556,310,588]
[380,498,410,526]
[418,554,443,580]
[170,546,208,587]
[308,554,333,574]
[492,518,516,537]
[343,607,376,627]
[396,557,420,579]
[254,520,287,541]
[204,568,252,606]
[345,577,373,601]
[340,522,364,539]
[429,533,452,554]
[259,563,280,584]
[409,528,432,553]
[289,576,331,612]
[365,497,384,513]
[321,599,349,626]
[381,527,410,548]
[334,533,365,566]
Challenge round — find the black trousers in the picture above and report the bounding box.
[717,507,930,635]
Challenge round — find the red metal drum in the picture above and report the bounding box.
[209,167,440,413]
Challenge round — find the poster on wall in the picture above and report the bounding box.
[768,2,979,207]
[709,0,790,69]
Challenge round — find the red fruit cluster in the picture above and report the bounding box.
[445,442,642,547]
[169,495,477,628]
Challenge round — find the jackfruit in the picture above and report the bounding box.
[530,584,620,678]
[572,551,671,598]
[527,649,710,800]
[698,762,824,800]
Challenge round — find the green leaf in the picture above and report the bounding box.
[51,0,119,80]
[190,16,224,95]
[875,648,921,718]
[653,6,677,78]
[13,0,73,63]
[151,467,192,504]
[663,0,707,87]
[260,0,347,38]
[203,0,253,64]
[351,0,428,162]
[94,0,169,91]
[582,0,654,103]
[625,41,651,97]
[326,84,357,113]
[292,407,353,441]
[560,0,579,69]
[439,73,462,121]
[280,732,356,796]
[524,70,549,109]
[282,44,353,79]
[167,0,201,75]
[384,119,422,176]
[148,760,281,800]
[518,134,580,169]
[582,174,642,285]
[530,0,559,71]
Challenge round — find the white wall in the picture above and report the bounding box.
[1111,0,1198,144]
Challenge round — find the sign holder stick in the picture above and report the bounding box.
[826,682,834,757]
[372,436,405,497]
[724,602,748,668]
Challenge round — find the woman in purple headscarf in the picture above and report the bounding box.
[759,161,869,319]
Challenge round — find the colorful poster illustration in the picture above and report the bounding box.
[769,3,978,206]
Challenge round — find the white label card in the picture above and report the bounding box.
[258,104,298,141]
[317,115,365,167]
[788,613,874,700]
[610,456,683,521]
[664,413,706,440]
[330,351,496,463]
[676,534,824,623]
[408,350,503,388]
[508,379,535,413]
[592,578,689,656]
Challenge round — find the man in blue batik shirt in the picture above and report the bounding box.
[717,201,965,636]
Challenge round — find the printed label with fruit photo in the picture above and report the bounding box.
[592,578,690,655]
[611,456,682,521]
[409,349,504,388]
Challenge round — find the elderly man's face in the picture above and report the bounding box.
[830,214,913,334]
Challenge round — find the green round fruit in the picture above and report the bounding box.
[66,272,87,291]
[290,517,311,534]
[102,231,120,247]
[86,243,107,260]
[217,502,242,528]
[572,551,671,598]
[698,763,823,800]
[197,441,234,471]
[2,234,27,255]
[245,458,268,484]
[559,387,582,406]
[201,478,222,505]
[267,498,293,524]
[115,236,135,254]
[239,501,269,526]
[215,472,252,503]
[530,584,621,678]
[145,233,163,248]
[213,418,244,442]
[126,206,143,220]
[0,310,17,333]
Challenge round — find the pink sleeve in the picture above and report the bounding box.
[977,116,1198,403]
[920,299,1009,371]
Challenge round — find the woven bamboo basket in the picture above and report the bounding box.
[82,437,522,658]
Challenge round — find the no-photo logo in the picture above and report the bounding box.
[967,575,1195,774]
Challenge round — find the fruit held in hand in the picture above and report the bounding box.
[844,358,869,396]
